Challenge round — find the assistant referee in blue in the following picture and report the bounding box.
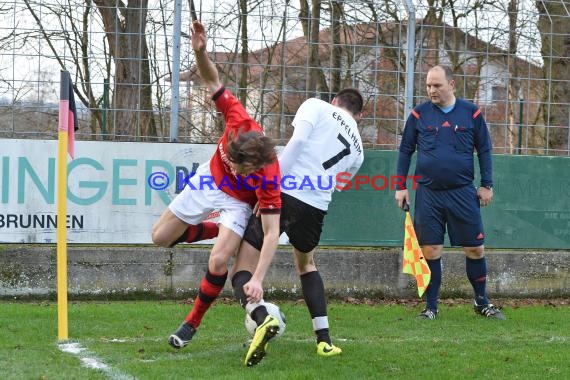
[395,65,505,320]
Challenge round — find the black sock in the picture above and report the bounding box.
[301,271,330,344]
[231,270,252,309]
[301,271,327,316]
[425,258,442,311]
[466,257,489,305]
[251,306,269,325]
[231,270,268,325]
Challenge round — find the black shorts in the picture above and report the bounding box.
[243,193,327,253]
[415,184,485,247]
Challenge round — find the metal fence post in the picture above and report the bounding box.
[403,0,416,143]
[170,0,183,142]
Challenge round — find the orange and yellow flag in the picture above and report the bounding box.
[402,208,431,297]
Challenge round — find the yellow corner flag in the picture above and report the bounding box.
[56,70,78,341]
[402,203,431,298]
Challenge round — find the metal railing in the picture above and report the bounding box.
[0,0,568,155]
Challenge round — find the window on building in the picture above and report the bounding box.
[492,86,507,101]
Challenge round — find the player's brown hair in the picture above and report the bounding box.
[227,130,277,169]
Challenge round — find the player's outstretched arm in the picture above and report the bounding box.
[243,213,280,303]
[190,20,222,95]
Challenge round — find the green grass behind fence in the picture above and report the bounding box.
[1,300,569,379]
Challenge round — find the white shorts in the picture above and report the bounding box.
[168,161,252,237]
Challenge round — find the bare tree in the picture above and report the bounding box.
[93,0,157,140]
[4,0,562,153]
[330,0,343,95]
[536,0,570,154]
[422,0,492,100]
[506,0,521,154]
[256,1,291,140]
[300,0,329,96]
[238,0,250,104]
[21,0,107,138]
[17,0,160,141]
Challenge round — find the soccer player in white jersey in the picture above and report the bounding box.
[232,89,364,366]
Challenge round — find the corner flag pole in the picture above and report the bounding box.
[57,70,74,341]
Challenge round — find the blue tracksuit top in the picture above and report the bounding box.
[396,98,493,190]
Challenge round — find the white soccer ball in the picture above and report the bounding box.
[244,302,286,339]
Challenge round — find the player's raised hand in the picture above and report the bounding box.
[190,20,206,52]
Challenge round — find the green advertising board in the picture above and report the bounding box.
[321,151,570,249]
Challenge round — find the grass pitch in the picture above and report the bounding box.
[1,299,569,379]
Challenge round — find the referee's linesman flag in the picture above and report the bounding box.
[402,203,431,298]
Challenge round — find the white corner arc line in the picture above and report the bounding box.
[58,342,134,380]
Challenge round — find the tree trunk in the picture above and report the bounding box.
[507,0,520,154]
[536,0,570,154]
[238,0,249,105]
[330,0,342,95]
[94,0,156,141]
[307,0,321,96]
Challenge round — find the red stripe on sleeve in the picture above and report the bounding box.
[411,109,420,119]
[472,109,481,119]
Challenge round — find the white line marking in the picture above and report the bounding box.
[58,342,135,380]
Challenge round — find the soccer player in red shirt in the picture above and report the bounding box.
[151,20,281,350]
